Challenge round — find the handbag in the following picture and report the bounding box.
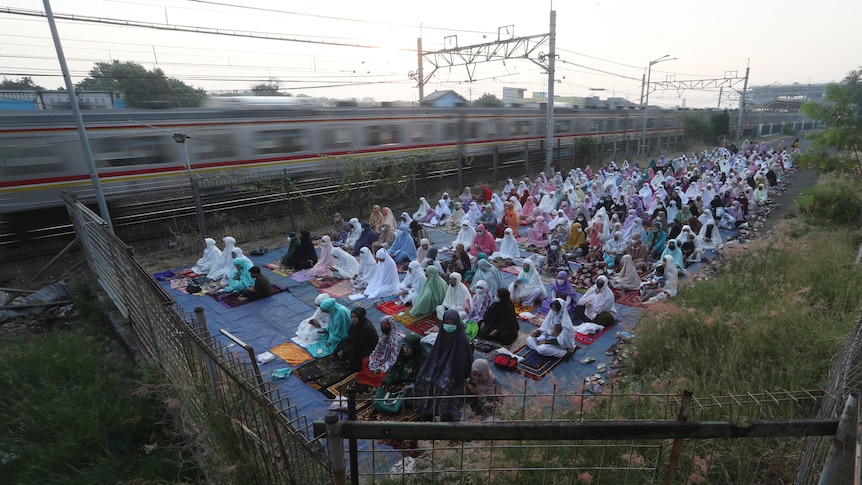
[493,354,518,370]
[373,386,407,414]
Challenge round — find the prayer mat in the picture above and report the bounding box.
[475,331,531,357]
[376,299,408,315]
[403,314,438,336]
[176,268,202,278]
[324,374,375,406]
[294,354,354,391]
[310,276,339,289]
[513,345,575,381]
[490,258,514,269]
[392,311,427,326]
[574,325,612,345]
[152,270,175,281]
[513,302,537,315]
[527,312,546,327]
[187,281,220,296]
[207,284,287,309]
[290,270,315,283]
[170,277,191,290]
[501,265,520,276]
[320,280,353,299]
[263,261,295,277]
[270,342,313,366]
[355,401,424,424]
[615,289,647,308]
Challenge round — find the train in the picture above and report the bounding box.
[0,102,808,214]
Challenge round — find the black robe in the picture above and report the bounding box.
[477,296,519,345]
[284,230,317,269]
[335,316,379,372]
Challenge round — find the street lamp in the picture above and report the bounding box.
[172,133,208,236]
[639,54,677,157]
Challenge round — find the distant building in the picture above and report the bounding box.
[0,90,125,110]
[502,87,526,106]
[421,90,468,108]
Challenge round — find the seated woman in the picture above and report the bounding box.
[563,222,588,257]
[292,294,330,348]
[280,232,300,267]
[284,230,318,270]
[526,216,551,248]
[442,243,471,280]
[224,258,254,293]
[469,224,497,257]
[330,246,359,280]
[526,299,576,358]
[452,220,476,252]
[476,287,519,345]
[541,239,569,276]
[572,275,617,326]
[645,222,667,261]
[409,266,448,316]
[353,222,379,256]
[436,273,471,321]
[351,247,376,291]
[611,254,642,291]
[413,310,474,422]
[334,307,379,373]
[508,258,548,306]
[548,270,579,314]
[307,236,335,277]
[328,212,349,244]
[361,249,401,299]
[465,279,493,324]
[191,237,221,275]
[207,236,237,282]
[354,316,403,389]
[639,263,667,301]
[572,246,607,289]
[491,227,522,264]
[373,333,428,412]
[388,224,417,264]
[463,359,504,420]
[469,256,505,295]
[378,224,396,249]
[446,202,466,229]
[420,247,444,274]
[369,205,384,233]
[643,254,679,303]
[397,261,426,305]
[343,218,362,249]
[305,298,351,358]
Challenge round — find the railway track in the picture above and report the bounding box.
[0,151,536,262]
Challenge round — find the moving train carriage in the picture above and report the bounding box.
[0,105,800,214]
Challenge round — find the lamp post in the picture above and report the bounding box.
[172,134,208,236]
[639,54,676,157]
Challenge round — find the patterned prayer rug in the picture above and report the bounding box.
[376,299,408,315]
[615,289,647,308]
[270,341,313,366]
[290,269,316,283]
[294,354,354,391]
[320,280,353,299]
[574,325,612,345]
[402,314,438,336]
[512,345,575,381]
[263,261,295,277]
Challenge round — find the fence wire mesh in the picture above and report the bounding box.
[63,182,859,484]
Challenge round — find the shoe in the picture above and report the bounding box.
[597,363,606,373]
[579,356,595,364]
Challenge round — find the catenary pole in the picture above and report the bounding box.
[544,10,556,175]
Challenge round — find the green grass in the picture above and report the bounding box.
[629,225,862,395]
[0,284,202,484]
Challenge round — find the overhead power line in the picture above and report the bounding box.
[0,6,380,49]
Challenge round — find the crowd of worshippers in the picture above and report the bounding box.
[186,140,790,420]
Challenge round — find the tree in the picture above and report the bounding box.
[250,83,283,96]
[679,111,711,147]
[574,136,599,164]
[709,109,731,140]
[797,70,862,175]
[0,76,44,90]
[472,93,503,107]
[76,60,207,108]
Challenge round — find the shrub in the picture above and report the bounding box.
[796,176,862,224]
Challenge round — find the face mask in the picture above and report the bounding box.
[477,231,484,235]
[524,266,530,273]
[557,278,566,285]
[493,296,500,302]
[443,324,457,333]
[322,241,328,247]
[286,237,291,242]
[550,245,558,251]
[476,287,486,294]
[381,327,391,335]
[450,280,457,287]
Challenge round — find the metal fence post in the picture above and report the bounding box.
[818,393,858,485]
[324,411,347,485]
[665,390,693,485]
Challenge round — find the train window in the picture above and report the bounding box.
[410,123,434,142]
[647,118,657,129]
[322,126,352,150]
[0,143,65,176]
[91,136,169,167]
[486,120,503,138]
[365,125,400,147]
[510,120,532,136]
[253,129,307,155]
[554,120,571,134]
[467,122,481,139]
[443,122,457,141]
[603,119,616,132]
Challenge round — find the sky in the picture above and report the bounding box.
[1,0,860,108]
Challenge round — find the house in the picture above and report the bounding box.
[420,90,468,108]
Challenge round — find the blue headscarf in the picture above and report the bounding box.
[353,222,379,255]
[225,258,254,292]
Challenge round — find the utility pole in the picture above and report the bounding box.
[736,62,750,140]
[43,0,113,231]
[543,10,556,175]
[416,37,424,103]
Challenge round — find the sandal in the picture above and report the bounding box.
[597,363,606,373]
[579,356,596,365]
